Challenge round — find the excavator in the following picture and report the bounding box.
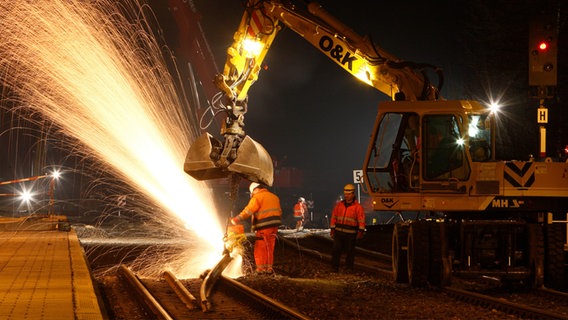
[168,0,568,289]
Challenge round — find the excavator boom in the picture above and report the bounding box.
[181,0,442,186]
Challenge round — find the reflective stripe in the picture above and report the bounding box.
[235,189,282,231]
[335,224,358,234]
[330,200,365,235]
[336,216,359,225]
[254,215,282,230]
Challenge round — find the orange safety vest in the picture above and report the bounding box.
[330,200,365,235]
[293,202,306,218]
[235,188,282,231]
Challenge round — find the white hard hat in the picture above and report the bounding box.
[298,197,305,202]
[249,182,260,194]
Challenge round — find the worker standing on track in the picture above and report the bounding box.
[293,197,307,231]
[330,183,365,272]
[231,182,282,274]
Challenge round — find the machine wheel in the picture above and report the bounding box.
[527,224,544,289]
[428,221,452,287]
[392,223,409,283]
[407,221,429,287]
[544,223,565,290]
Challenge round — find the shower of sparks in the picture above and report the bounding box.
[0,1,228,276]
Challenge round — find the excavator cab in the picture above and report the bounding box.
[364,100,494,198]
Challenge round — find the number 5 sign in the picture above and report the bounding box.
[353,169,363,184]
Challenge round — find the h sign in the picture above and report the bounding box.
[537,107,548,124]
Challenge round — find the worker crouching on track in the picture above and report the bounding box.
[330,183,365,272]
[231,182,282,275]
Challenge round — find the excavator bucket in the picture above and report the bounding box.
[184,133,274,186]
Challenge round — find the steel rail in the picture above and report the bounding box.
[118,265,173,320]
[163,270,198,310]
[311,233,392,260]
[278,235,392,275]
[199,252,233,311]
[443,286,568,320]
[537,287,568,300]
[219,275,312,320]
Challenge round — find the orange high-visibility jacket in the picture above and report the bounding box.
[235,189,282,231]
[330,200,365,235]
[293,202,306,218]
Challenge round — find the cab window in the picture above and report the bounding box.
[365,113,402,192]
[468,114,492,162]
[423,115,470,180]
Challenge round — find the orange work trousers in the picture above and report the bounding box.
[254,227,278,272]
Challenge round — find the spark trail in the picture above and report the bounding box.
[0,0,226,276]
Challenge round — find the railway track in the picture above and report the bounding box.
[443,284,568,319]
[284,231,568,320]
[90,230,568,319]
[278,232,393,276]
[117,265,311,319]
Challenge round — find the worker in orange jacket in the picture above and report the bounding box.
[231,182,282,274]
[330,183,365,272]
[293,197,307,231]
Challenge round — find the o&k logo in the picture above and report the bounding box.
[380,198,398,209]
[318,35,357,71]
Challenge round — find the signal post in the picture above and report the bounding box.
[528,13,557,159]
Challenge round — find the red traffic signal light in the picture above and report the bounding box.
[529,15,557,87]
